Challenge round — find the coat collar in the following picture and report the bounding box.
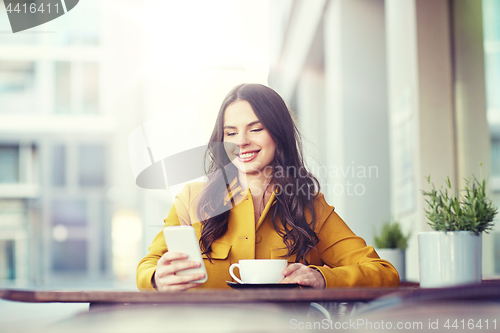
[223,177,277,208]
[223,177,246,206]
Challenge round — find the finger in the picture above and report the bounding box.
[169,273,206,285]
[295,272,319,286]
[282,269,315,284]
[297,278,314,287]
[158,251,188,265]
[297,271,325,289]
[281,273,303,284]
[161,282,203,292]
[281,271,306,284]
[159,273,206,287]
[282,263,303,276]
[283,266,310,281]
[169,261,202,274]
[156,261,201,278]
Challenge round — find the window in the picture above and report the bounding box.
[55,62,72,114]
[78,144,106,187]
[0,240,15,280]
[51,240,88,272]
[51,145,67,187]
[484,1,500,180]
[51,199,87,226]
[0,62,36,114]
[492,140,500,177]
[0,199,25,227]
[83,63,99,114]
[485,52,500,112]
[0,145,19,183]
[484,0,500,114]
[54,62,100,114]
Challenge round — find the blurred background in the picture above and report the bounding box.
[0,0,499,290]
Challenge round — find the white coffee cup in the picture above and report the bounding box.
[229,259,287,284]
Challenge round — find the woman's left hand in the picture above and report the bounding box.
[281,263,325,289]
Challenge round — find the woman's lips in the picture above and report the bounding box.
[236,150,260,163]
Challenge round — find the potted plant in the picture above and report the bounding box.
[373,221,411,281]
[420,175,497,287]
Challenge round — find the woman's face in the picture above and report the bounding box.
[223,100,276,176]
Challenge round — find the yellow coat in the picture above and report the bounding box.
[137,181,399,290]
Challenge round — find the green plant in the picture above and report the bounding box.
[373,221,412,250]
[422,175,497,235]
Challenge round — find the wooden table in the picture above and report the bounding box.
[0,287,407,333]
[5,280,499,306]
[2,283,499,333]
[0,286,414,306]
[0,286,415,333]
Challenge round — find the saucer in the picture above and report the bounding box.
[227,282,302,289]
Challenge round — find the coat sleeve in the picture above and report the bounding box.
[136,184,195,291]
[308,197,400,287]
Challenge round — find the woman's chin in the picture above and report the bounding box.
[237,167,262,176]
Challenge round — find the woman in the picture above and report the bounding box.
[137,84,399,291]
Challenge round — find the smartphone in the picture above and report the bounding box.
[163,226,208,283]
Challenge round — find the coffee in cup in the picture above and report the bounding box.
[229,259,287,284]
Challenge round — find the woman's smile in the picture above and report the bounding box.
[237,150,260,162]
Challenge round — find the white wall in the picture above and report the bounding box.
[323,0,390,243]
[386,0,457,281]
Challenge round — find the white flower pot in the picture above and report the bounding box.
[376,248,406,281]
[418,231,482,288]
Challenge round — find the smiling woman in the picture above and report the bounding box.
[137,84,400,291]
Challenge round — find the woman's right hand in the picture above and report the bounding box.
[153,251,206,291]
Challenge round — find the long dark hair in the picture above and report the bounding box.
[197,83,321,263]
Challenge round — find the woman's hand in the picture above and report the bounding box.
[281,263,325,289]
[154,252,206,291]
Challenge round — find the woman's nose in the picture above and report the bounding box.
[236,132,250,146]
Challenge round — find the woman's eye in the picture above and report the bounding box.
[251,128,263,133]
[225,132,236,137]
